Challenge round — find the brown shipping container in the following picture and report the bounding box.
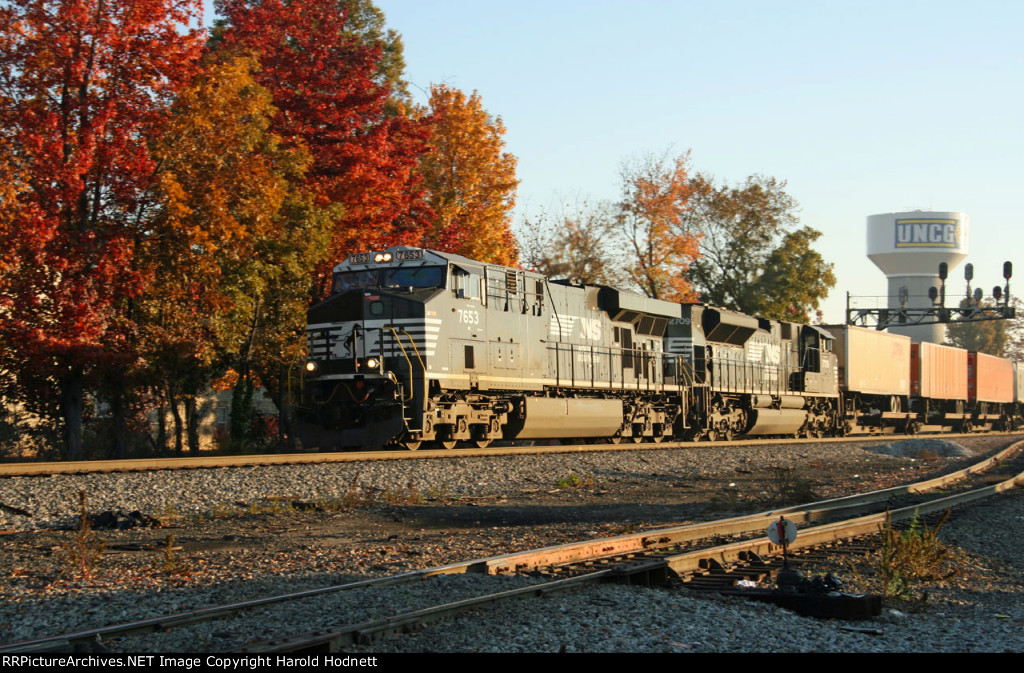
[968,352,1014,403]
[911,342,967,400]
[820,325,910,396]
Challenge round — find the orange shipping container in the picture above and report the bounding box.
[968,352,1014,403]
[911,342,967,401]
[821,325,910,396]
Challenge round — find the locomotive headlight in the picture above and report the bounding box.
[304,360,320,373]
[374,253,385,262]
[365,357,380,370]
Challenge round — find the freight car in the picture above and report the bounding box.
[822,324,1018,435]
[296,247,846,449]
[294,246,1018,449]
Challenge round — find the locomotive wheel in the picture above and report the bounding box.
[706,429,719,442]
[608,435,623,445]
[440,439,458,450]
[400,441,422,451]
[472,439,492,449]
[723,428,734,441]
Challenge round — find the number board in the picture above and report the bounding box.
[348,252,373,264]
[395,249,424,261]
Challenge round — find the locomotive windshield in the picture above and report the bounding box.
[332,265,447,294]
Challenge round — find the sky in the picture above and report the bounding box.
[210,0,1024,324]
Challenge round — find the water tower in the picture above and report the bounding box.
[867,210,969,343]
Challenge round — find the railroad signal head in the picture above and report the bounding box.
[1004,261,1013,279]
[964,263,974,282]
[973,287,983,303]
[994,286,1003,300]
[938,262,948,280]
[928,286,938,301]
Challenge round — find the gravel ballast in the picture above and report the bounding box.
[0,436,1021,653]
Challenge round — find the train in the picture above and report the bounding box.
[294,246,1022,450]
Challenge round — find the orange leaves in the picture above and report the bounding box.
[418,84,519,267]
[616,150,700,302]
[152,55,292,261]
[0,0,205,366]
[141,53,323,372]
[218,0,432,291]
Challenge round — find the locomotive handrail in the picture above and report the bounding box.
[713,355,788,396]
[383,327,418,403]
[549,341,696,397]
[544,278,565,345]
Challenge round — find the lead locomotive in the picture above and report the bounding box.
[295,247,844,449]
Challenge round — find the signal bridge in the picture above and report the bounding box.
[847,261,1015,331]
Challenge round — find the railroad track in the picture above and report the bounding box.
[4,440,1022,654]
[0,432,1011,476]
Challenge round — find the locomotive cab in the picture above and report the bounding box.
[298,247,459,448]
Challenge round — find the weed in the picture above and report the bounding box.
[911,448,941,462]
[555,471,597,489]
[875,509,952,601]
[376,480,426,505]
[211,502,244,518]
[707,484,741,511]
[154,503,183,526]
[424,483,456,502]
[59,491,105,580]
[758,467,817,507]
[157,533,183,575]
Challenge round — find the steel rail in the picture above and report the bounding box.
[235,570,623,654]
[236,462,1024,654]
[662,465,1024,578]
[481,438,1023,573]
[2,432,1019,476]
[3,440,1020,653]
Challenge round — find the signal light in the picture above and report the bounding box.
[938,262,948,280]
[1004,261,1013,279]
[994,286,1003,300]
[973,288,983,303]
[928,287,938,301]
[964,263,973,281]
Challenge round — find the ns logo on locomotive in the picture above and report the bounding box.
[294,246,1024,450]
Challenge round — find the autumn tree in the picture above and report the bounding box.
[216,0,432,296]
[340,0,411,109]
[1001,298,1024,361]
[612,151,700,301]
[518,199,625,287]
[682,175,835,321]
[0,0,203,458]
[142,54,333,453]
[945,299,1008,356]
[418,85,519,266]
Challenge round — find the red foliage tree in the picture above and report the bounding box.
[216,0,432,296]
[0,0,204,458]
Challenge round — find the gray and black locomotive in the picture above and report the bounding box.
[295,246,847,449]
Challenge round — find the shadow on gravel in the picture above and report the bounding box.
[378,503,709,529]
